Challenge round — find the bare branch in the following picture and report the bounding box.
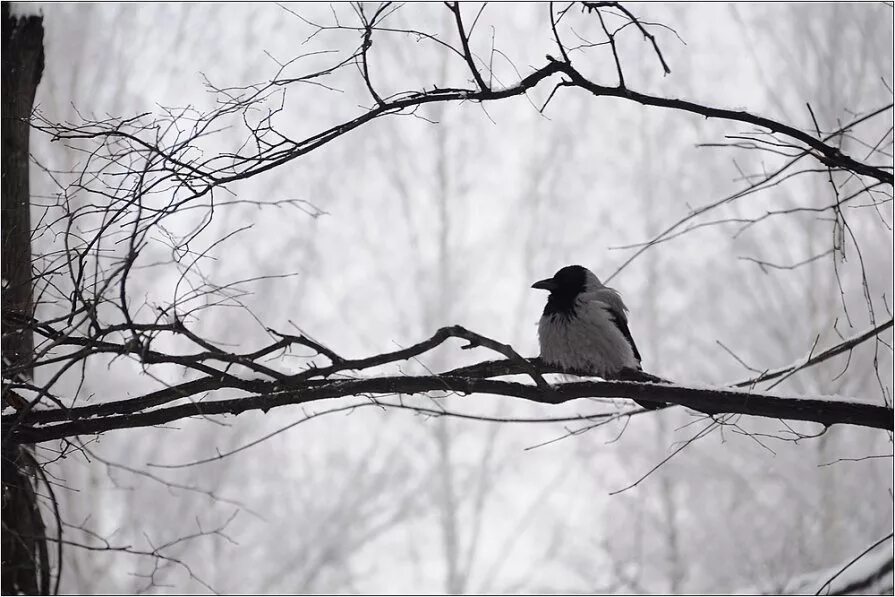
[447,1,490,92]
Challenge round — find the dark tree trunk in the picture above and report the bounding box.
[2,0,42,370]
[2,3,47,594]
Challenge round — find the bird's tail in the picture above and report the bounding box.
[616,366,669,410]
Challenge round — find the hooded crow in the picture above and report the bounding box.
[532,265,665,410]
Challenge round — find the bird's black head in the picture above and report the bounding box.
[531,265,590,317]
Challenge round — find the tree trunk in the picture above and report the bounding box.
[2,3,46,594]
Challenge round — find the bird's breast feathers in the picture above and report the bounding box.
[538,296,639,376]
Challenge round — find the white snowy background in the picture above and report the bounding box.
[23,3,894,593]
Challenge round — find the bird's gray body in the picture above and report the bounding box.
[538,285,639,376]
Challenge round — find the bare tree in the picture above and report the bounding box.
[2,2,892,593]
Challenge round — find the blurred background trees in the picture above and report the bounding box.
[4,2,893,593]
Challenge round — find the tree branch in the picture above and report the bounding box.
[6,373,891,445]
[555,62,892,184]
[5,318,892,446]
[730,317,894,388]
[447,1,489,92]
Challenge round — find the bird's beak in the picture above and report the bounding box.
[531,278,557,291]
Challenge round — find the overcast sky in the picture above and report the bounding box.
[24,3,895,593]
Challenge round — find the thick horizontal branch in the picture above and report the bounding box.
[7,316,893,444]
[5,373,891,444]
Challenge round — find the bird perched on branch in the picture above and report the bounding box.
[532,264,665,410]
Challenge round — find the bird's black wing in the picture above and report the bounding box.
[607,308,641,363]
